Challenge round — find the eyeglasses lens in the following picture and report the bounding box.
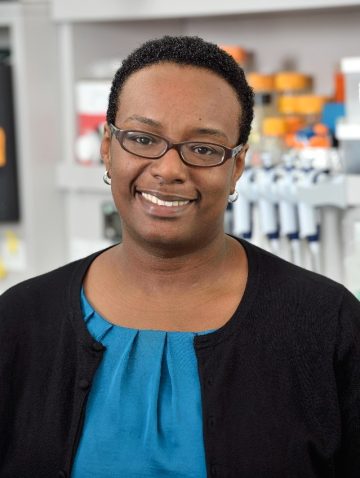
[181,143,225,166]
[122,131,167,158]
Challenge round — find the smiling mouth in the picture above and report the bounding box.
[139,192,193,207]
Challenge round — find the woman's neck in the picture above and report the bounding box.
[112,232,236,296]
[83,232,248,331]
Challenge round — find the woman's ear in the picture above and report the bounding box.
[231,143,249,191]
[101,123,112,174]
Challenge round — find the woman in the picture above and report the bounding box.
[1,36,359,478]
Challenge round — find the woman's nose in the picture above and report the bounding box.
[149,147,188,184]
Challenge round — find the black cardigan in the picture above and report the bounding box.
[1,239,360,478]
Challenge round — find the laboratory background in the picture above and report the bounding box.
[1,0,360,299]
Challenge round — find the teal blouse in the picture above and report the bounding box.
[71,288,215,477]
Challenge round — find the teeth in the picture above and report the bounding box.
[141,192,190,207]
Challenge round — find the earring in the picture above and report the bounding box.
[103,170,111,185]
[228,190,239,203]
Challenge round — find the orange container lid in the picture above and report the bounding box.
[219,45,247,65]
[247,73,275,92]
[262,117,287,136]
[278,95,298,114]
[313,123,329,136]
[309,136,331,148]
[275,72,311,92]
[284,115,306,133]
[296,95,326,115]
[284,133,298,148]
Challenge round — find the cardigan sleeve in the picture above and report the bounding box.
[333,288,360,477]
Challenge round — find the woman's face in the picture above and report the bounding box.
[101,63,247,251]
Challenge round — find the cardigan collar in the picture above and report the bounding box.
[64,237,260,351]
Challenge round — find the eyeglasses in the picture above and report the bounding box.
[109,123,243,168]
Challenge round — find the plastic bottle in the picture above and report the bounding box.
[275,72,311,96]
[261,117,287,166]
[295,95,326,148]
[274,72,311,150]
[278,95,298,116]
[277,95,306,149]
[247,73,275,165]
[296,95,326,128]
[248,73,275,120]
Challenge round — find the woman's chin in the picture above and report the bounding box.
[124,225,205,254]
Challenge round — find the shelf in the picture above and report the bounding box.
[296,174,360,208]
[51,0,360,22]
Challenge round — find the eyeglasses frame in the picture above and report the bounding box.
[109,123,243,168]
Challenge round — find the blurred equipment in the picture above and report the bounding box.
[0,61,20,222]
[102,201,122,242]
[232,60,359,284]
[336,57,360,174]
[342,57,360,122]
[75,80,109,165]
[247,73,275,166]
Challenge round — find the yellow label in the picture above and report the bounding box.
[0,127,6,167]
[0,257,7,279]
[5,230,19,254]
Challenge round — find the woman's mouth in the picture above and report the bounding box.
[136,190,196,218]
[141,192,191,208]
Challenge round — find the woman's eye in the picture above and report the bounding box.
[135,135,153,145]
[192,145,215,155]
[127,133,155,145]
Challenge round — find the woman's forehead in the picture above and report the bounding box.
[116,63,241,140]
[120,62,238,100]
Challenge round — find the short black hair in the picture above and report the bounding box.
[106,35,254,145]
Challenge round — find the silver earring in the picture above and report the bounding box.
[103,170,111,185]
[228,190,239,203]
